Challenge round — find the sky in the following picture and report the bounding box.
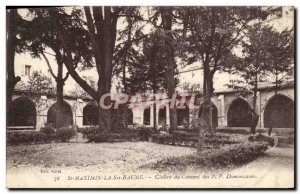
[14,6,294,95]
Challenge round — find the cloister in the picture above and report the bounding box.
[7,83,294,132]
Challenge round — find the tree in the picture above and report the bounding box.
[68,76,97,99]
[177,7,269,133]
[112,7,148,128]
[180,82,202,95]
[265,28,294,93]
[113,7,146,94]
[160,7,178,132]
[19,7,91,129]
[222,23,294,134]
[19,71,56,96]
[53,6,132,132]
[14,71,56,122]
[126,31,170,129]
[6,9,23,123]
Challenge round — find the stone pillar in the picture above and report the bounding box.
[256,91,262,129]
[156,103,160,127]
[166,103,170,126]
[36,95,48,130]
[150,104,154,127]
[76,99,83,127]
[217,95,225,128]
[140,106,144,126]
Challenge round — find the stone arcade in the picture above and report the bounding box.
[7,82,294,133]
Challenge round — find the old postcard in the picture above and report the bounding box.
[6,6,295,188]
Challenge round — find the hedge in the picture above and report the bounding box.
[7,126,77,145]
[78,126,155,143]
[7,131,46,145]
[153,141,270,169]
[149,133,236,148]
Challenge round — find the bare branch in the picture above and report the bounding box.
[62,72,70,82]
[40,50,58,81]
[55,23,99,100]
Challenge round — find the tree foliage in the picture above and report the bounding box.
[174,7,270,132]
[221,22,294,133]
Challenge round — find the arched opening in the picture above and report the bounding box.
[47,101,73,128]
[8,97,36,127]
[227,98,252,127]
[264,95,294,128]
[143,107,151,125]
[198,103,218,128]
[83,103,99,126]
[158,106,167,125]
[177,105,189,126]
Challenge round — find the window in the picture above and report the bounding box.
[25,65,31,77]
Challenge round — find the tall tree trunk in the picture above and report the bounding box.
[198,62,214,149]
[200,61,213,132]
[250,74,259,134]
[55,60,65,129]
[98,78,112,133]
[6,9,21,125]
[161,7,177,133]
[275,68,278,95]
[200,9,217,135]
[121,18,132,128]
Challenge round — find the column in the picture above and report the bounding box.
[76,99,83,127]
[256,91,262,129]
[217,95,225,128]
[37,95,48,130]
[166,103,170,126]
[150,104,154,127]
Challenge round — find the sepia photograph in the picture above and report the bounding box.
[6,5,295,189]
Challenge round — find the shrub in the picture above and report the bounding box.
[7,125,77,145]
[84,127,156,143]
[40,125,56,143]
[150,133,236,148]
[78,126,99,139]
[248,133,275,147]
[40,125,56,135]
[137,127,155,141]
[216,128,250,134]
[111,105,132,131]
[7,131,46,145]
[276,135,294,146]
[87,132,124,143]
[55,127,77,142]
[153,141,269,169]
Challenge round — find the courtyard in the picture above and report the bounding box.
[6,142,294,188]
[6,6,294,189]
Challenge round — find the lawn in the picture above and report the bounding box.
[7,142,197,172]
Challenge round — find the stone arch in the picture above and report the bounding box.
[47,101,73,128]
[264,94,294,128]
[8,97,36,127]
[227,98,252,127]
[83,102,99,126]
[158,106,167,125]
[143,107,151,125]
[177,105,189,126]
[198,103,218,128]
